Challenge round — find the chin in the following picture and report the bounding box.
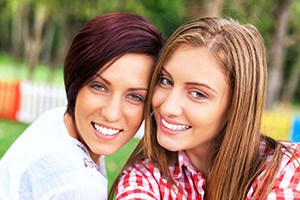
[101,150,117,156]
[158,139,178,152]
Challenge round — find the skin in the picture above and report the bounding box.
[152,45,231,175]
[64,53,153,164]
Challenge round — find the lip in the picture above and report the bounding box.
[91,122,122,140]
[159,114,191,135]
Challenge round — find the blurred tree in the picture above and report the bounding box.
[22,1,48,79]
[266,0,294,108]
[0,0,9,52]
[282,2,300,103]
[201,0,224,17]
[6,0,23,62]
[209,0,298,108]
[282,48,300,103]
[97,0,188,37]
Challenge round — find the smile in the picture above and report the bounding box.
[161,119,191,131]
[92,123,121,136]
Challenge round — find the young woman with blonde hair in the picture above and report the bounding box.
[110,17,300,199]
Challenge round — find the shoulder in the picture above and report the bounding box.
[263,141,300,182]
[266,142,300,198]
[36,106,66,119]
[27,107,66,131]
[19,153,107,199]
[279,141,300,167]
[1,107,68,165]
[119,158,163,186]
[279,142,300,175]
[116,159,164,200]
[11,107,66,142]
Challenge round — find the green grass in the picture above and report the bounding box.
[0,119,140,191]
[0,54,64,86]
[0,120,28,157]
[105,138,140,189]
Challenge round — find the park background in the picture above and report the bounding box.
[0,0,300,190]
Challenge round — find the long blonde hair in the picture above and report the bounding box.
[109,17,283,200]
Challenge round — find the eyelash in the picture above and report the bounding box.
[91,82,107,91]
[189,90,207,100]
[90,82,145,103]
[127,94,145,102]
[158,75,173,87]
[158,75,208,101]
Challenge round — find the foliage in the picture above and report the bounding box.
[0,54,63,85]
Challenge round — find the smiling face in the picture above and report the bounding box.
[152,45,231,169]
[65,53,153,162]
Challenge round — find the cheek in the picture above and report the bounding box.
[192,106,227,136]
[125,106,144,129]
[76,88,92,109]
[75,91,88,117]
[152,87,166,108]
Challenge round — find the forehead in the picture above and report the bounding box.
[99,53,154,86]
[164,45,229,89]
[166,45,221,75]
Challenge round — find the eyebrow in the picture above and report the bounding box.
[161,68,171,77]
[94,73,148,92]
[186,82,218,94]
[161,68,218,94]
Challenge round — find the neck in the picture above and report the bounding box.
[64,113,100,165]
[185,146,215,178]
[64,113,79,139]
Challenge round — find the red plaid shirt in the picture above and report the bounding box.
[116,142,300,200]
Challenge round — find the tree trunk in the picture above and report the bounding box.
[11,3,23,63]
[54,16,71,67]
[187,0,224,19]
[22,3,47,80]
[41,21,55,67]
[0,9,10,53]
[204,0,224,17]
[282,50,300,102]
[266,0,294,109]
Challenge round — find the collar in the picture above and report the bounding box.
[171,150,205,180]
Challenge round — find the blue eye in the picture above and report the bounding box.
[91,83,107,91]
[190,90,207,99]
[158,76,173,86]
[128,94,145,102]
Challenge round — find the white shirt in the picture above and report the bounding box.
[0,107,107,199]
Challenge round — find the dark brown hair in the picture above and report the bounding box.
[64,13,163,119]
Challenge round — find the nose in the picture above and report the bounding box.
[160,89,183,117]
[101,95,122,122]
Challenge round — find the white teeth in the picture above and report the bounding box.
[162,119,190,131]
[93,123,120,135]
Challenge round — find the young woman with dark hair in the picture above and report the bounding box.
[111,17,300,200]
[0,13,163,199]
